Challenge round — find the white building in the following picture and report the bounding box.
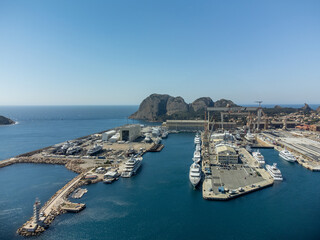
[102,130,116,141]
[216,145,238,164]
[119,124,141,142]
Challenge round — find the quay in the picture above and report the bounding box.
[202,146,274,201]
[0,124,167,236]
[258,130,320,171]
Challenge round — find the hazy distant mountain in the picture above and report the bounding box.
[0,115,15,125]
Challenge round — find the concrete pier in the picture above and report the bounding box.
[201,130,274,201]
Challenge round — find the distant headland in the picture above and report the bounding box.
[0,115,15,125]
[129,94,318,121]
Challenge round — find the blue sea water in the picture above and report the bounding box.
[0,106,320,240]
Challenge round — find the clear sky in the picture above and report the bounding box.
[0,0,319,105]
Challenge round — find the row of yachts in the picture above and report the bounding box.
[250,147,297,181]
[189,133,202,188]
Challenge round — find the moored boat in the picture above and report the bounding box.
[252,150,265,167]
[279,149,296,162]
[121,157,142,178]
[193,150,201,163]
[266,163,283,181]
[189,162,201,187]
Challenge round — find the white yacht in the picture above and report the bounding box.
[161,131,168,138]
[87,144,102,155]
[121,157,142,178]
[252,150,265,167]
[266,163,283,181]
[245,130,255,142]
[66,146,81,155]
[195,143,201,152]
[194,133,201,145]
[189,162,201,187]
[104,170,120,183]
[193,150,201,163]
[279,149,296,162]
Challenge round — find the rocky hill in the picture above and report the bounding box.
[300,103,312,112]
[0,115,15,125]
[214,99,238,108]
[129,94,237,121]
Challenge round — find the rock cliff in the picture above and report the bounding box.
[191,97,214,112]
[0,115,15,125]
[214,99,238,108]
[129,94,235,121]
[166,96,189,115]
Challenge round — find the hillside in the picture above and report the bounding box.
[129,94,237,121]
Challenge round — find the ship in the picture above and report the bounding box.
[161,131,168,138]
[279,149,296,162]
[245,130,255,142]
[103,170,120,183]
[252,150,265,167]
[195,143,201,152]
[87,144,103,155]
[66,146,81,155]
[194,133,201,145]
[121,157,142,178]
[189,162,201,187]
[193,150,201,163]
[266,163,283,181]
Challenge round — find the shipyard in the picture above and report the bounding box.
[0,124,168,236]
[1,102,320,237]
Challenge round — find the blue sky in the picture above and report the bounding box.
[0,0,319,105]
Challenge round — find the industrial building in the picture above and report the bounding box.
[164,120,236,131]
[119,124,141,142]
[102,130,116,141]
[215,145,238,164]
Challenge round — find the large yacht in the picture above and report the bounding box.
[252,150,265,167]
[245,130,255,142]
[121,157,142,178]
[104,170,120,183]
[189,162,201,187]
[193,150,201,163]
[194,133,201,145]
[266,163,283,181]
[279,149,296,162]
[87,144,102,155]
[195,143,201,152]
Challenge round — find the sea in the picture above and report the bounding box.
[0,106,320,240]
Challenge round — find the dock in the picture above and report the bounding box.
[259,131,320,171]
[5,124,167,237]
[71,188,88,199]
[148,144,164,152]
[201,131,274,201]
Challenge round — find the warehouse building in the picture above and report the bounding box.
[215,145,238,164]
[119,124,141,142]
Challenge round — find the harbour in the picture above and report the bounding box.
[1,106,320,239]
[0,123,167,237]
